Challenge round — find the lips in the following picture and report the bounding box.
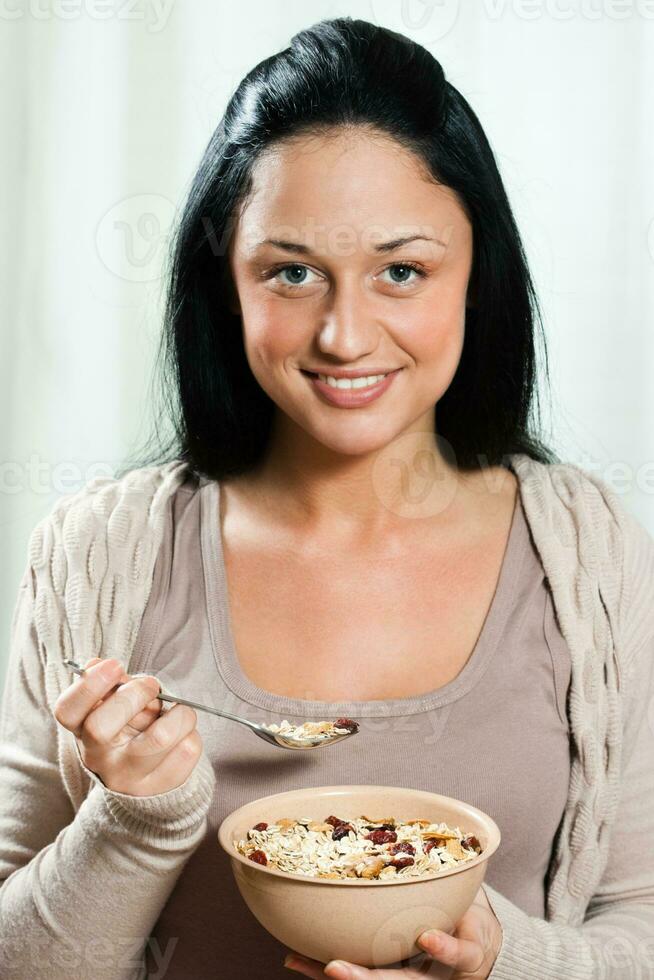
[302,367,403,408]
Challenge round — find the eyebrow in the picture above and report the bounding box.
[255,234,446,255]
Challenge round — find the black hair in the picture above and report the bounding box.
[118,15,558,481]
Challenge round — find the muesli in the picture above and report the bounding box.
[234,813,482,880]
[263,717,359,744]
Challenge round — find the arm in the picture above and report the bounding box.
[0,565,216,980]
[483,516,654,980]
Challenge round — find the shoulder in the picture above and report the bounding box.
[24,459,194,665]
[509,452,627,523]
[26,459,192,584]
[510,452,654,670]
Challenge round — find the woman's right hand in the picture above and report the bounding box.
[53,656,204,796]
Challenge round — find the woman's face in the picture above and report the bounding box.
[226,127,474,458]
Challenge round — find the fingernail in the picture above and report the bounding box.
[418,929,442,948]
[284,954,308,967]
[325,961,354,979]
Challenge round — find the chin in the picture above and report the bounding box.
[304,421,403,458]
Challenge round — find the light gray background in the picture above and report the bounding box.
[1,0,653,689]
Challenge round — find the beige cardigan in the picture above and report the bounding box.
[0,452,653,979]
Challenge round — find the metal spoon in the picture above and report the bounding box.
[63,659,359,751]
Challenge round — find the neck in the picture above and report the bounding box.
[231,409,493,540]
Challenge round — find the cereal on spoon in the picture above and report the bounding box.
[234,812,482,880]
[263,717,359,743]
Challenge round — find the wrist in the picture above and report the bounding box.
[74,736,216,836]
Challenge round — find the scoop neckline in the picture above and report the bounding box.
[200,461,527,717]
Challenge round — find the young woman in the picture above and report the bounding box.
[1,16,652,980]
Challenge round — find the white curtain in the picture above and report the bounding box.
[2,0,653,687]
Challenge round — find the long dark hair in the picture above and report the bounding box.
[118,16,558,481]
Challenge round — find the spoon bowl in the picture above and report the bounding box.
[257,729,354,750]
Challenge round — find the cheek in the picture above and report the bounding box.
[405,307,465,377]
[240,304,304,374]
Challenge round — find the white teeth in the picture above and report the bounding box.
[318,373,388,389]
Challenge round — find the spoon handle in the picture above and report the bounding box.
[156,690,251,726]
[62,660,262,731]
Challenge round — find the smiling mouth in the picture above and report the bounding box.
[300,369,400,390]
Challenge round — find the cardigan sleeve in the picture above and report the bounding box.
[0,563,216,980]
[483,538,654,979]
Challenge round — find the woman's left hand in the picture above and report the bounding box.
[283,885,502,979]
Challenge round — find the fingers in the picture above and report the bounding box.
[83,658,107,710]
[54,658,129,737]
[127,705,202,790]
[127,697,165,733]
[54,658,206,797]
[83,658,131,712]
[283,952,376,979]
[283,953,330,978]
[122,672,164,733]
[417,928,486,975]
[138,729,203,794]
[81,674,162,748]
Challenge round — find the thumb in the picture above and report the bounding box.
[417,930,485,974]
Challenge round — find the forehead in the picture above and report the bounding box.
[231,127,470,258]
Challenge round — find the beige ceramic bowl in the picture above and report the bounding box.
[218,784,501,968]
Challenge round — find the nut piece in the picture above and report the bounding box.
[302,721,333,735]
[343,852,366,864]
[360,857,386,879]
[421,829,459,840]
[445,838,466,860]
[307,821,333,833]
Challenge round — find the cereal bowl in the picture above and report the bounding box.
[217,784,500,968]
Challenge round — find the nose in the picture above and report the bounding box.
[315,279,380,362]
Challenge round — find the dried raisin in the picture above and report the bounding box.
[389,856,415,871]
[248,849,267,865]
[334,717,359,732]
[332,823,354,841]
[365,829,397,845]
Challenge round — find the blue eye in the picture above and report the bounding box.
[272,264,319,289]
[380,262,426,286]
[265,260,428,291]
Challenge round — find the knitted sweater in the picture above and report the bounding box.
[0,452,653,979]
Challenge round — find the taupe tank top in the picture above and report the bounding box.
[130,471,572,979]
